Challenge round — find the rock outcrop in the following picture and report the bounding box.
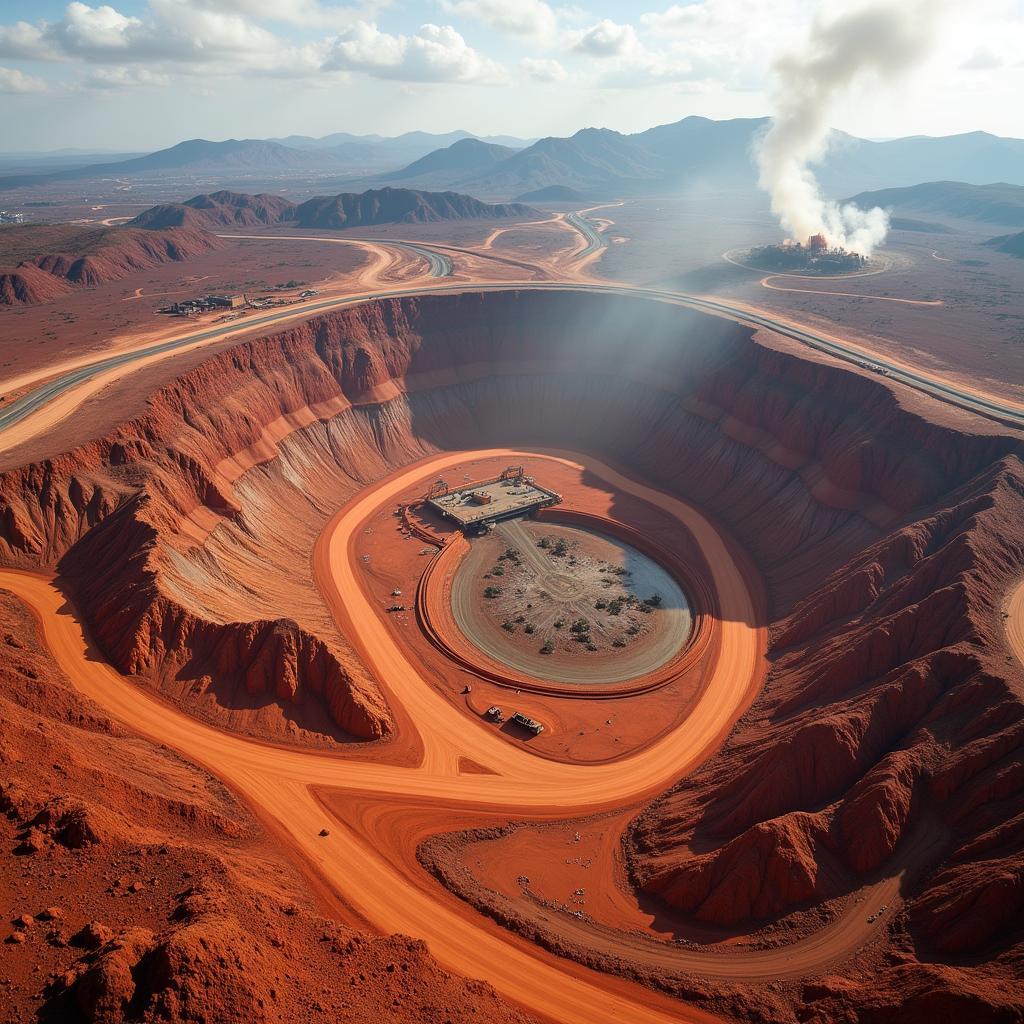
[0,224,222,306]
[127,187,538,232]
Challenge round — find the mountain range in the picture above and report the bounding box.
[4,117,1024,200]
[0,131,534,190]
[128,188,538,231]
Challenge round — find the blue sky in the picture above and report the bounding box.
[1,1,1022,152]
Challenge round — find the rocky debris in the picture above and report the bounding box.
[72,922,115,950]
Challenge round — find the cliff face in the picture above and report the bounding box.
[0,291,1022,1017]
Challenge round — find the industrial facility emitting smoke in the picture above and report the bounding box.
[757,0,948,256]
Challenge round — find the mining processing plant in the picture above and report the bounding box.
[425,465,561,531]
[748,233,868,273]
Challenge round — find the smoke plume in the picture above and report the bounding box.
[757,0,947,256]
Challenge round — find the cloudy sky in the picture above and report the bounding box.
[1,0,1023,152]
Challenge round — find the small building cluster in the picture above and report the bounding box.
[0,210,25,225]
[160,293,248,317]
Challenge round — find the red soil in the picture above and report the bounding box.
[0,289,1022,1021]
[0,591,536,1024]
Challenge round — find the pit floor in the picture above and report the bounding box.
[451,519,692,685]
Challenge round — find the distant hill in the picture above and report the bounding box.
[291,188,538,229]
[0,138,338,188]
[131,190,297,229]
[844,181,1024,227]
[380,139,518,183]
[514,185,589,203]
[129,188,538,232]
[984,230,1024,257]
[0,223,221,306]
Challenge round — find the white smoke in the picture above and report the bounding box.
[757,0,948,256]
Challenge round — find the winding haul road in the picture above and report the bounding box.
[0,449,766,1024]
[2,220,1022,1021]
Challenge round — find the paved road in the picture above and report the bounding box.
[358,237,453,277]
[3,280,1023,437]
[566,210,607,258]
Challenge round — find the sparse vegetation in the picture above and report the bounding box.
[540,639,554,655]
[483,585,502,599]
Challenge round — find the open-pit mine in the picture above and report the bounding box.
[1,182,1022,1024]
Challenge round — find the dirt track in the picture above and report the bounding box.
[0,444,948,1022]
[1008,579,1024,666]
[0,447,762,1024]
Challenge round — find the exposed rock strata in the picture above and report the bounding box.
[0,290,1022,1019]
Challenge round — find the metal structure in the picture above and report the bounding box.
[510,711,544,734]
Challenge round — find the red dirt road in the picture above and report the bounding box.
[0,448,924,1021]
[0,448,764,1024]
[1008,579,1024,667]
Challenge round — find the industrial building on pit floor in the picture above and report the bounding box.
[425,466,561,532]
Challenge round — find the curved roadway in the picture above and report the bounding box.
[1008,579,1024,667]
[565,210,607,259]
[0,449,951,1018]
[3,272,1022,437]
[218,232,453,278]
[0,449,764,1024]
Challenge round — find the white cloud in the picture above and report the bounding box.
[0,1,280,64]
[567,17,702,88]
[83,65,171,88]
[0,65,47,92]
[438,0,558,40]
[185,0,374,30]
[520,56,566,82]
[571,19,640,58]
[323,22,505,82]
[0,21,57,61]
